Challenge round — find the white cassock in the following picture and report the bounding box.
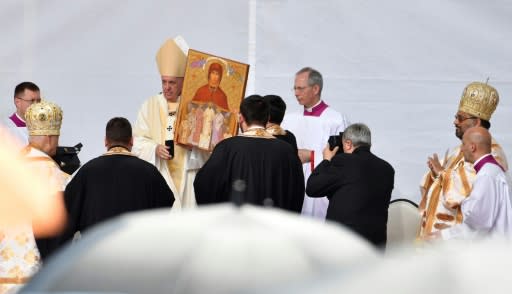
[282,101,349,219]
[441,157,512,240]
[132,94,209,210]
[0,113,28,148]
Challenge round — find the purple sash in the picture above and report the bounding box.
[9,113,26,127]
[474,154,504,173]
[303,101,328,117]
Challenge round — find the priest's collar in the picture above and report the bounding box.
[473,153,504,173]
[304,100,328,117]
[10,113,26,127]
[103,145,134,156]
[240,126,275,139]
[266,124,286,136]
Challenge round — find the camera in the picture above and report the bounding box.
[327,132,344,153]
[52,143,83,175]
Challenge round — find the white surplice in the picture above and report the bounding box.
[282,103,349,219]
[0,114,28,149]
[441,157,512,240]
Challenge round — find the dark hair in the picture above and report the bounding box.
[480,119,491,129]
[263,95,286,124]
[240,95,269,126]
[106,117,132,145]
[14,82,40,97]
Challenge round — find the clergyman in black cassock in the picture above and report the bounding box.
[263,94,298,153]
[59,117,174,245]
[194,95,304,212]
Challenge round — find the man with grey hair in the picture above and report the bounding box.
[306,123,394,247]
[282,67,349,219]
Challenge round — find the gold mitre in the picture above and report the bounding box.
[25,100,63,136]
[458,81,499,121]
[155,35,189,77]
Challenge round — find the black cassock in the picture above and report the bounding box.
[194,135,304,212]
[274,130,298,154]
[266,125,298,153]
[58,153,174,246]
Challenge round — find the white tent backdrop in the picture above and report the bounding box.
[1,0,510,203]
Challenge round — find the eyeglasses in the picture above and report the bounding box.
[292,86,311,92]
[454,114,477,122]
[16,96,41,104]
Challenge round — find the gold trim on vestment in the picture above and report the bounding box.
[456,207,464,223]
[163,98,186,193]
[239,128,275,139]
[103,146,135,157]
[418,177,433,212]
[167,144,187,193]
[0,276,30,284]
[423,182,442,236]
[420,151,466,237]
[266,125,286,136]
[458,162,471,198]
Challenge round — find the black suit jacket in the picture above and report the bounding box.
[306,146,394,247]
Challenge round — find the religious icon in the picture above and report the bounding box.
[192,62,229,111]
[175,49,249,151]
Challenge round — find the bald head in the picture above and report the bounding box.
[461,126,492,163]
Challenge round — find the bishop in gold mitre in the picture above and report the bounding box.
[0,100,68,293]
[418,81,509,240]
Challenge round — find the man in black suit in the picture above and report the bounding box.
[306,123,394,247]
